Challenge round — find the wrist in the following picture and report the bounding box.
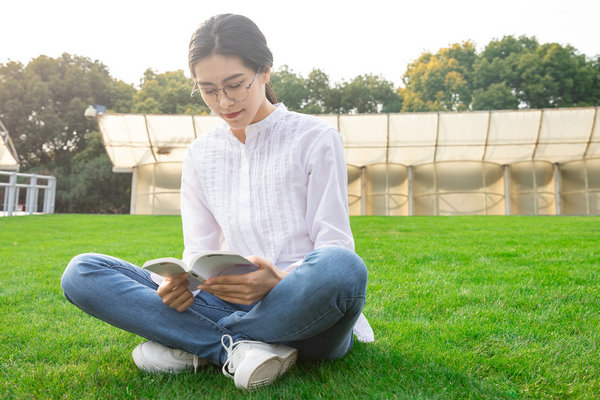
[278,269,290,281]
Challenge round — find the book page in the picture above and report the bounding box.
[142,257,203,290]
[191,253,258,281]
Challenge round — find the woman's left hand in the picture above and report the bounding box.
[197,255,287,305]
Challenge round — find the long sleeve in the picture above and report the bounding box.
[304,128,355,252]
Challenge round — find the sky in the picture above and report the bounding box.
[2,0,599,88]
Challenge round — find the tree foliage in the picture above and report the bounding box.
[269,65,310,111]
[270,66,402,114]
[403,36,600,112]
[133,69,209,115]
[0,53,134,213]
[1,37,598,213]
[0,54,121,169]
[401,42,477,112]
[53,132,131,213]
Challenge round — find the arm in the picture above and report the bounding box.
[158,147,223,311]
[304,128,355,251]
[180,146,224,265]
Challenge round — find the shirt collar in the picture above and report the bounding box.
[244,103,287,138]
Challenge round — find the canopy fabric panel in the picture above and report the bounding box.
[0,121,19,171]
[388,113,438,165]
[99,114,222,170]
[0,141,19,170]
[98,107,600,170]
[485,110,541,163]
[339,114,388,166]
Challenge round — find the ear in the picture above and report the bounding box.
[261,66,272,84]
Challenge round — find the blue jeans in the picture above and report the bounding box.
[61,246,367,366]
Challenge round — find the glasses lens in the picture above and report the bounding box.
[223,85,248,103]
[193,70,258,105]
[203,91,219,105]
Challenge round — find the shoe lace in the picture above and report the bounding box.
[221,334,262,379]
[172,348,200,373]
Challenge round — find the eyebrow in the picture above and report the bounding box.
[196,73,246,86]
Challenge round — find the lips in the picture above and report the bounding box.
[224,110,242,119]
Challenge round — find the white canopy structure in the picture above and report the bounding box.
[98,107,600,216]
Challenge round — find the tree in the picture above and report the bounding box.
[302,68,328,114]
[472,82,519,110]
[133,69,209,114]
[335,74,402,114]
[519,42,597,108]
[472,35,599,109]
[271,67,402,114]
[402,36,599,111]
[0,53,136,213]
[0,53,133,169]
[110,80,137,113]
[56,131,131,213]
[269,66,309,112]
[401,42,476,112]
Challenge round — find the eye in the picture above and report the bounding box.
[227,82,243,90]
[201,88,217,95]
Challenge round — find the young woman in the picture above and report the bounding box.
[61,13,372,390]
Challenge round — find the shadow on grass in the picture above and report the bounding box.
[13,339,520,399]
[123,341,521,399]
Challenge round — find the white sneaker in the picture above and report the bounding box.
[221,334,298,390]
[132,341,209,373]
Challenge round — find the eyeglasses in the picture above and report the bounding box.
[190,68,261,106]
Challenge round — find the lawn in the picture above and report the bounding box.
[0,214,599,399]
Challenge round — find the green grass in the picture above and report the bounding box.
[1,214,599,399]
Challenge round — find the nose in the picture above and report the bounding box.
[217,91,235,108]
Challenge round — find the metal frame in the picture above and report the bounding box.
[0,171,56,216]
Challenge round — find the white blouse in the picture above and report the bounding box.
[180,104,354,267]
[179,104,374,342]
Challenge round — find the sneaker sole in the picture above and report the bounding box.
[234,347,298,389]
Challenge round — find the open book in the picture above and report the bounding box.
[142,251,258,290]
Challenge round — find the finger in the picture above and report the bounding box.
[203,273,250,286]
[161,285,190,305]
[200,286,247,304]
[167,273,190,286]
[211,293,257,305]
[166,289,193,311]
[174,292,194,312]
[158,274,190,294]
[201,282,259,303]
[199,279,251,294]
[177,299,193,312]
[246,255,269,268]
[159,280,187,298]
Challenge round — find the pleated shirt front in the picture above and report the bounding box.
[180,104,354,269]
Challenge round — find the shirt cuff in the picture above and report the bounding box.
[283,258,304,273]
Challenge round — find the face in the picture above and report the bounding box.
[192,54,273,137]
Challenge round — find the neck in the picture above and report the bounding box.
[232,100,276,144]
[232,128,246,143]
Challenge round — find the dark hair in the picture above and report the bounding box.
[188,14,278,104]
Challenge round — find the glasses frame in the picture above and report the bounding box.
[190,68,262,106]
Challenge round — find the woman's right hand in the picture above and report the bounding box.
[156,273,194,312]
